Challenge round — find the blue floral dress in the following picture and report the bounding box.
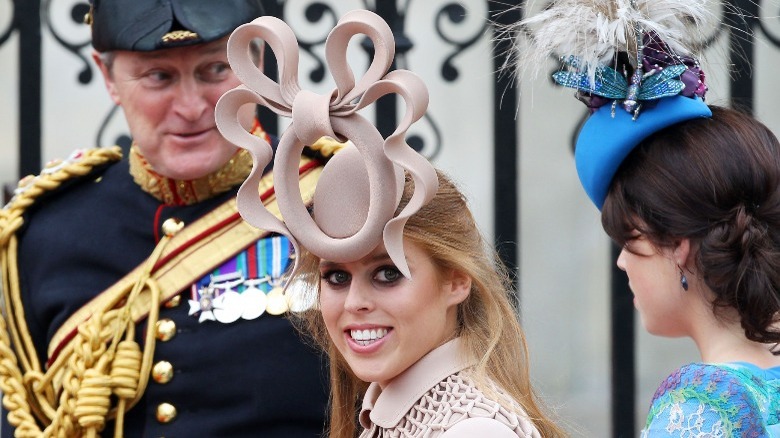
[641,362,780,437]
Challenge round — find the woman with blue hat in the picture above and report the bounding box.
[516,0,780,435]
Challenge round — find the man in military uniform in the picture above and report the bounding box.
[0,1,329,436]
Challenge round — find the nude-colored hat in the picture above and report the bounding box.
[216,9,437,279]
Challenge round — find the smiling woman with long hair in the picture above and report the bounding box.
[218,9,565,436]
[292,169,565,437]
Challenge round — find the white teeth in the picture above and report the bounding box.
[350,328,388,345]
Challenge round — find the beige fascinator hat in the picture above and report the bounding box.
[216,9,437,280]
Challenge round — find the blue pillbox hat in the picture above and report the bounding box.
[575,95,712,209]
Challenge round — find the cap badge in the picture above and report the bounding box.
[161,30,199,44]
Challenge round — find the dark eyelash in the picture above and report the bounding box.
[321,270,350,285]
[375,266,402,280]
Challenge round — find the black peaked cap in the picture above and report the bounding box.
[89,0,265,52]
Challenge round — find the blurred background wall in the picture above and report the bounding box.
[1,0,779,436]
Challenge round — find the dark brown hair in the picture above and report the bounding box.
[602,105,780,344]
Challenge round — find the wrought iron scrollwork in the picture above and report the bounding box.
[281,1,339,83]
[756,0,780,46]
[42,0,93,84]
[0,0,15,47]
[435,2,489,82]
[40,0,130,147]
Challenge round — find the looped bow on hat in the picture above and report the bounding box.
[216,9,437,279]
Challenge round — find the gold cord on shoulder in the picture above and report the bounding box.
[0,150,323,437]
[1,147,123,247]
[0,147,137,437]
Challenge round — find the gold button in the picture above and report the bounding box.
[161,218,184,237]
[164,294,182,308]
[156,402,177,423]
[155,319,177,342]
[152,361,174,384]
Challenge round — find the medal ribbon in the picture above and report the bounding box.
[190,235,292,306]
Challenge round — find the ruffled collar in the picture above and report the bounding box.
[129,121,268,205]
[359,338,475,429]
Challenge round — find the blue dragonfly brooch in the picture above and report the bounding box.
[553,55,687,120]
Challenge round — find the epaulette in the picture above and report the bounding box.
[0,147,123,247]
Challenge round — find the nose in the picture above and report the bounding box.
[172,78,209,122]
[616,247,627,272]
[343,282,373,313]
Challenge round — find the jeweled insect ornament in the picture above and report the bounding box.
[552,25,687,120]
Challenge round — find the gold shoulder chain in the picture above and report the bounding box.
[0,146,122,437]
[0,147,123,246]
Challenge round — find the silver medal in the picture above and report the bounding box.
[240,287,268,320]
[212,290,243,323]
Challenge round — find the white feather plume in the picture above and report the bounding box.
[508,0,715,85]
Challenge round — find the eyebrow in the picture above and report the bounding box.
[319,253,393,270]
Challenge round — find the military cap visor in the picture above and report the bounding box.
[89,0,265,52]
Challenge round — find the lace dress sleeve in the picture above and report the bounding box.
[641,363,773,437]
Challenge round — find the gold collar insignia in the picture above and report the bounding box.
[129,123,268,205]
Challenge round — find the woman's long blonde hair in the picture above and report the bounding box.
[295,170,565,437]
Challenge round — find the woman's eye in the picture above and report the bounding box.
[374,267,402,284]
[323,270,351,286]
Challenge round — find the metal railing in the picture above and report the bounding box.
[3,0,779,436]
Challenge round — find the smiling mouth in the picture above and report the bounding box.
[173,128,212,138]
[349,328,389,346]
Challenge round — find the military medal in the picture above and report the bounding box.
[188,236,295,323]
[188,286,217,322]
[210,273,245,323]
[240,278,269,320]
[265,288,289,315]
[189,272,243,323]
[213,290,243,323]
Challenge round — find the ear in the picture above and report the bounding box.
[92,51,121,105]
[444,269,471,307]
[673,238,691,269]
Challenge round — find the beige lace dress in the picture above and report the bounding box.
[358,338,541,437]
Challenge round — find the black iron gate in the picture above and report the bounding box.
[2,0,778,436]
